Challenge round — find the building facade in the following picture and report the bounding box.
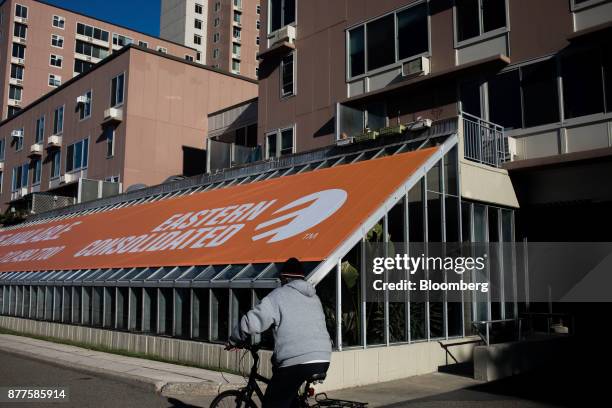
[0,45,258,213]
[160,0,261,79]
[0,0,198,120]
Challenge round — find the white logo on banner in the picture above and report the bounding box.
[252,189,348,243]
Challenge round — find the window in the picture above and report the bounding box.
[50,150,61,179]
[0,138,5,161]
[521,59,559,127]
[12,43,25,59]
[234,11,242,24]
[456,0,507,43]
[214,17,220,27]
[11,163,28,191]
[48,74,61,87]
[157,46,167,53]
[8,107,21,118]
[281,53,294,97]
[196,51,202,61]
[257,20,261,30]
[266,127,294,158]
[232,59,240,73]
[52,15,65,29]
[232,43,241,56]
[195,19,203,30]
[185,55,194,62]
[53,105,64,135]
[111,73,125,107]
[13,22,27,39]
[50,54,63,68]
[256,36,260,45]
[105,127,115,157]
[562,48,604,119]
[14,129,24,151]
[35,116,45,143]
[348,3,429,78]
[32,158,41,185]
[112,33,133,47]
[233,27,241,39]
[9,85,22,101]
[75,40,110,59]
[257,5,261,14]
[213,32,220,43]
[195,3,203,14]
[77,23,110,42]
[194,34,202,45]
[66,138,89,172]
[269,0,295,33]
[234,0,242,7]
[74,59,94,75]
[10,64,24,80]
[79,90,92,120]
[51,34,64,48]
[138,40,148,48]
[213,48,219,58]
[15,4,27,19]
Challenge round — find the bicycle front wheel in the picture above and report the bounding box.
[209,389,258,408]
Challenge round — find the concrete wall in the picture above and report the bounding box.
[0,315,478,391]
[460,159,519,208]
[474,336,572,382]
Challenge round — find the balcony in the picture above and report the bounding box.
[74,53,102,64]
[29,143,43,157]
[47,135,62,148]
[461,113,509,168]
[102,107,123,125]
[75,33,110,48]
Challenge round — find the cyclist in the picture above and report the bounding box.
[231,257,332,407]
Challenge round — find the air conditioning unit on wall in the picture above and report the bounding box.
[402,56,430,78]
[269,25,296,46]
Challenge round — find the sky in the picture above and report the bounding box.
[43,0,161,37]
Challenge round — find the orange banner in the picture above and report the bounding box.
[0,147,437,272]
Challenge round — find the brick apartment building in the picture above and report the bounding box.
[0,44,257,213]
[160,0,261,79]
[0,0,198,120]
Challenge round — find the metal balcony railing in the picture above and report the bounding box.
[462,112,508,168]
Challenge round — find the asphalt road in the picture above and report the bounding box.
[0,350,195,408]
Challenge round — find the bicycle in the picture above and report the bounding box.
[210,342,367,408]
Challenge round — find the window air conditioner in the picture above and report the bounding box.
[270,25,296,46]
[402,56,430,78]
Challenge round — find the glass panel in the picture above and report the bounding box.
[349,26,365,77]
[389,199,407,343]
[488,70,522,130]
[482,0,506,33]
[175,288,190,338]
[192,288,209,340]
[235,264,268,280]
[562,48,604,119]
[365,218,384,345]
[443,147,458,196]
[460,80,481,117]
[341,242,362,347]
[456,0,480,42]
[408,180,424,242]
[445,196,460,243]
[427,191,442,242]
[521,59,559,127]
[254,289,275,349]
[397,2,428,60]
[604,43,612,113]
[211,289,229,341]
[214,264,246,281]
[366,14,395,71]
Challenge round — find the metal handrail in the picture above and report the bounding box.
[472,318,527,346]
[461,112,508,168]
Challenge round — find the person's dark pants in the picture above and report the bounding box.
[262,362,329,408]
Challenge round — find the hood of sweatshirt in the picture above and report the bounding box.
[286,279,316,297]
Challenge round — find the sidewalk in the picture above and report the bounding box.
[0,334,245,396]
[0,333,489,407]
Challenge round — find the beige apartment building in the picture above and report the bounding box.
[160,0,260,79]
[0,0,199,120]
[0,44,257,213]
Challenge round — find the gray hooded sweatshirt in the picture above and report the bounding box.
[234,279,332,367]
